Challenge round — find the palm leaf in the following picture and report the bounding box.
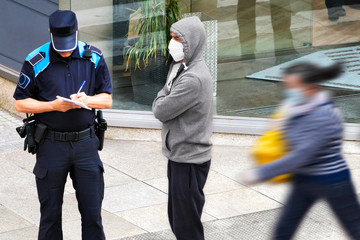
[124,0,182,70]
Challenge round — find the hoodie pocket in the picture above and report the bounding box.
[164,130,171,151]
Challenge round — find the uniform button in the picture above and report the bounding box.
[68,74,71,77]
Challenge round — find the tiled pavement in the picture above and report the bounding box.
[0,108,359,240]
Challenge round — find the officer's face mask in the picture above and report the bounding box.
[168,39,184,62]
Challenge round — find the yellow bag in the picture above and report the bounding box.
[252,110,292,183]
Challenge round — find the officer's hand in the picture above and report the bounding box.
[51,99,80,112]
[70,92,89,106]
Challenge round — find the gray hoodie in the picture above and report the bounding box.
[152,16,213,164]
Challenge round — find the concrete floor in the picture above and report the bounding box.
[1,108,360,239]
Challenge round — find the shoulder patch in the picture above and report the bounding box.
[28,52,44,66]
[18,73,31,89]
[25,42,51,77]
[88,45,102,56]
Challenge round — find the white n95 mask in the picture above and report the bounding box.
[168,39,184,62]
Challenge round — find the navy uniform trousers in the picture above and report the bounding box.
[33,131,105,240]
[167,160,211,240]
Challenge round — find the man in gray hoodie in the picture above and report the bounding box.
[152,16,213,240]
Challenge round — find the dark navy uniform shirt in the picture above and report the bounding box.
[13,41,112,132]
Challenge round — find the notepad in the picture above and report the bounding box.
[56,96,92,110]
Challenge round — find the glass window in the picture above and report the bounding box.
[68,0,360,123]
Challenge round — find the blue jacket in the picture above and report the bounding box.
[257,101,350,183]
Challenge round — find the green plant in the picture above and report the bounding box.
[125,0,182,70]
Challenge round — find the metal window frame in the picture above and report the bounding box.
[0,63,19,83]
[2,63,359,140]
[102,109,360,141]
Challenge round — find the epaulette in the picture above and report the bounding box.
[28,52,45,66]
[25,42,51,77]
[88,45,102,56]
[78,41,102,68]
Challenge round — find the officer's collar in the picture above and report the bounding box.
[49,43,82,63]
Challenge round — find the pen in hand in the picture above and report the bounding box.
[77,80,86,95]
[70,80,86,103]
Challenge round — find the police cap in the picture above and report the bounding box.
[49,10,78,52]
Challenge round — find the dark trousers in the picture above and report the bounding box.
[274,178,360,240]
[167,160,211,240]
[34,134,105,240]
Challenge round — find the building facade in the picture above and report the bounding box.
[1,0,360,138]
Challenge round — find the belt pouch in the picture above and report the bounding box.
[34,123,48,144]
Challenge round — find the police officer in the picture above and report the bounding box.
[13,10,112,240]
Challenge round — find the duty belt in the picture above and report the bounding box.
[46,127,91,142]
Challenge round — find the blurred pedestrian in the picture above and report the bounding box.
[241,62,360,239]
[152,16,213,240]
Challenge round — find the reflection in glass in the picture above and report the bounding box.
[69,0,360,122]
[237,0,294,58]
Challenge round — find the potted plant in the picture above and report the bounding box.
[125,0,182,105]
